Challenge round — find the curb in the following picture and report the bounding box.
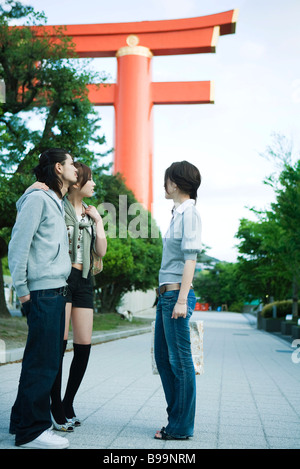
[0,326,152,365]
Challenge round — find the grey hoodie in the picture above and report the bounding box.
[8,188,71,298]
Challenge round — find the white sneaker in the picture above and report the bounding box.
[18,428,69,449]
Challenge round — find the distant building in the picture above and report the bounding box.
[196,253,222,272]
[4,275,18,310]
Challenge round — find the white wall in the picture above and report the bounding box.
[117,289,156,315]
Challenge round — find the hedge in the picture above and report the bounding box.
[261,300,300,318]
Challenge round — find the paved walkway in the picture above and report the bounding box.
[0,311,300,450]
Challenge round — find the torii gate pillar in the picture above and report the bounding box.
[114,37,154,211]
[35,10,238,210]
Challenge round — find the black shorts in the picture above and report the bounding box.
[65,267,94,309]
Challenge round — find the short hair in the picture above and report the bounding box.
[34,148,73,197]
[74,162,92,188]
[164,161,201,201]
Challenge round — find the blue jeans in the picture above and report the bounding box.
[10,288,67,446]
[154,289,197,438]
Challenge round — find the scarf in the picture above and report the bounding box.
[64,197,94,279]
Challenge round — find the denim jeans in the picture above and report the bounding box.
[10,288,66,446]
[154,289,197,438]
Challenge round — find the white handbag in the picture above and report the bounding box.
[151,320,204,375]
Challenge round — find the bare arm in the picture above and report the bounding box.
[85,205,107,258]
[25,182,49,192]
[172,259,196,319]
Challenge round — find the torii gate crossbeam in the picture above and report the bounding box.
[33,9,238,211]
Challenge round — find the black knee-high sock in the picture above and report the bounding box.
[50,339,68,424]
[63,343,91,419]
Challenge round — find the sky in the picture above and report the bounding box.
[13,0,300,262]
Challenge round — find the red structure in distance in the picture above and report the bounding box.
[34,10,238,211]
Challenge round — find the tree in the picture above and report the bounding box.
[0,2,163,318]
[194,262,247,311]
[0,236,9,317]
[270,161,300,318]
[235,133,300,318]
[235,215,290,304]
[93,174,162,314]
[0,1,109,316]
[0,1,109,225]
[261,133,300,318]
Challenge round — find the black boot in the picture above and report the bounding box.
[50,339,68,425]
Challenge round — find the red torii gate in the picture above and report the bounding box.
[36,9,238,211]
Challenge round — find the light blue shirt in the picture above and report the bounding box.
[158,199,202,285]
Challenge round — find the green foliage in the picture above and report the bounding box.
[196,134,300,317]
[0,1,110,317]
[236,133,300,318]
[235,215,290,302]
[93,174,162,313]
[193,262,247,311]
[0,0,110,231]
[92,312,150,331]
[271,160,300,280]
[0,2,163,317]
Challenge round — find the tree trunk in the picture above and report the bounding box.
[292,275,299,320]
[0,260,11,318]
[99,283,125,314]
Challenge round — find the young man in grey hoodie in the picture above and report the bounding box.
[8,148,78,449]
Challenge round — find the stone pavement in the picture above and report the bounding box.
[0,311,300,450]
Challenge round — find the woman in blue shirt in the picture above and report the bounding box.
[154,160,202,440]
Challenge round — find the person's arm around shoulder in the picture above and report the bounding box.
[25,182,49,192]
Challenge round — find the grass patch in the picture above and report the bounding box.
[92,313,151,331]
[0,316,28,349]
[0,313,152,349]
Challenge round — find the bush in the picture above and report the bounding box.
[261,300,300,318]
[229,301,244,313]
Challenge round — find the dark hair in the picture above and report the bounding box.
[74,162,92,188]
[34,148,73,197]
[164,161,201,201]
